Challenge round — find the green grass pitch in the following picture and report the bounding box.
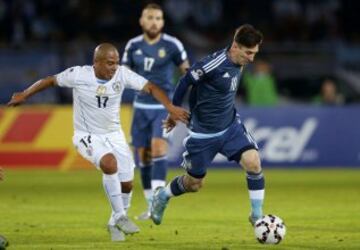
[0,168,359,249]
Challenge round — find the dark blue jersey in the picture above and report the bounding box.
[173,48,242,134]
[122,33,187,106]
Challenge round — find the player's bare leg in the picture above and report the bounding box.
[101,153,139,237]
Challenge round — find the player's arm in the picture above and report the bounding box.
[163,72,194,132]
[7,76,56,106]
[142,82,189,124]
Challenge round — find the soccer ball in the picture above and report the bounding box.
[254,214,286,244]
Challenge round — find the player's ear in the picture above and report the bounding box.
[139,15,144,27]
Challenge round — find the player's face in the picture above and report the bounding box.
[140,8,164,39]
[94,51,119,80]
[235,44,259,65]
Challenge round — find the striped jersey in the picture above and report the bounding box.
[185,48,243,134]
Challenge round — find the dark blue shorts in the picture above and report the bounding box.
[182,116,258,178]
[131,108,168,148]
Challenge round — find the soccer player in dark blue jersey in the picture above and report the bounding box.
[121,3,189,220]
[151,24,265,227]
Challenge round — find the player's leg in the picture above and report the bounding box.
[131,108,153,219]
[150,109,169,191]
[240,149,264,225]
[100,153,127,222]
[151,136,218,225]
[105,132,140,235]
[135,147,153,219]
[222,119,264,225]
[121,181,133,215]
[151,138,168,190]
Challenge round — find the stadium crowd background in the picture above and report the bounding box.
[0,0,359,105]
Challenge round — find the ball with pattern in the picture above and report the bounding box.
[254,214,286,244]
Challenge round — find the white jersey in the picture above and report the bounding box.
[56,65,147,134]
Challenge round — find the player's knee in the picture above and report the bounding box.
[100,153,118,174]
[151,147,167,158]
[241,150,262,173]
[121,181,133,193]
[138,148,152,165]
[151,139,167,157]
[242,158,262,173]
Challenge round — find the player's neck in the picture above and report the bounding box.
[143,33,162,45]
[227,49,242,67]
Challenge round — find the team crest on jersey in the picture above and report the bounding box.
[158,48,166,58]
[112,81,121,93]
[96,85,107,96]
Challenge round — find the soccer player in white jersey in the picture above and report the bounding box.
[7,43,189,242]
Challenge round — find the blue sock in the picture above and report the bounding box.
[246,171,265,219]
[139,163,152,190]
[152,156,167,180]
[169,176,187,196]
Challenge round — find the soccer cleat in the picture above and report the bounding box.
[150,187,169,225]
[107,225,125,242]
[135,211,151,220]
[249,214,262,227]
[115,215,140,234]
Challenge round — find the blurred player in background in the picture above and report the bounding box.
[7,43,189,242]
[0,167,3,181]
[121,3,189,220]
[151,24,266,228]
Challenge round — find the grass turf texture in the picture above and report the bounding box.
[0,168,359,250]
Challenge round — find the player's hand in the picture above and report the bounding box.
[168,105,189,124]
[7,92,27,106]
[162,116,177,133]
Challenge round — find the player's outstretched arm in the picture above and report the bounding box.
[142,82,189,124]
[7,76,56,106]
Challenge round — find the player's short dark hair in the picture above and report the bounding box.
[234,24,263,48]
[143,3,163,11]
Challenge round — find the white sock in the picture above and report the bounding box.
[122,192,132,215]
[151,180,166,190]
[108,211,116,226]
[103,173,125,222]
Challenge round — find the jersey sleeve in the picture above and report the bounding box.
[121,40,134,67]
[187,60,208,84]
[171,38,188,66]
[55,66,80,88]
[118,65,147,91]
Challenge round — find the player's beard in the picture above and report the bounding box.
[144,28,161,40]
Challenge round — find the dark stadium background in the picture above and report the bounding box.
[1,0,360,104]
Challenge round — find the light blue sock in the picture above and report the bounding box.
[247,171,265,219]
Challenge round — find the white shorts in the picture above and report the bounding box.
[73,130,135,182]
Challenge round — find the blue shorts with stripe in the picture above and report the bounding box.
[182,115,258,178]
[131,108,168,148]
